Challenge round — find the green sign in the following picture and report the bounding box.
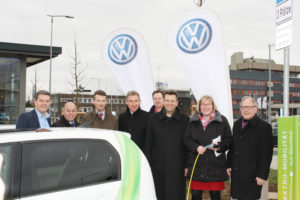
[278,116,299,200]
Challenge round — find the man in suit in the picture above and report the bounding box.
[52,102,80,127]
[118,91,149,151]
[16,90,51,129]
[149,90,164,113]
[81,90,117,130]
[227,96,273,200]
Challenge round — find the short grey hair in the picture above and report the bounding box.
[126,91,140,99]
[240,96,258,107]
[34,90,50,100]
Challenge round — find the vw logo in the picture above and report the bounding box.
[176,18,212,54]
[108,34,138,65]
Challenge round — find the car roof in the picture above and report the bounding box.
[0,128,131,144]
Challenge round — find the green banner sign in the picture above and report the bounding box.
[278,116,299,200]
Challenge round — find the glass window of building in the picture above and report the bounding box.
[0,57,20,124]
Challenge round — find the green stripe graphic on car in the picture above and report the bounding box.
[115,132,141,200]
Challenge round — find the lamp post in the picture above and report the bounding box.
[268,44,274,124]
[47,15,74,116]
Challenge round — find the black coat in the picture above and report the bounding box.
[52,115,80,127]
[145,109,189,200]
[118,107,149,152]
[227,115,273,199]
[184,111,232,182]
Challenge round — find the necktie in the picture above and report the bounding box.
[99,113,103,120]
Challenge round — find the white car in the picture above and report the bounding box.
[0,128,156,200]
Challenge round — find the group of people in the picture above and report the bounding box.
[16,89,273,200]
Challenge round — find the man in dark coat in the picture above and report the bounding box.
[227,96,273,200]
[118,91,149,151]
[149,90,164,113]
[52,102,80,127]
[16,90,51,129]
[145,90,189,200]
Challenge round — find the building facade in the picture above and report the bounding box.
[51,90,192,122]
[230,52,300,120]
[0,42,61,124]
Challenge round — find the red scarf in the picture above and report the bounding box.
[199,112,215,130]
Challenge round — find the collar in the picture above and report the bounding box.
[190,111,223,122]
[159,108,181,120]
[35,109,49,118]
[238,114,259,127]
[126,107,141,115]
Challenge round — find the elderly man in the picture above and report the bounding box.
[16,90,51,129]
[227,96,273,200]
[118,91,149,151]
[52,102,80,127]
[81,90,117,130]
[149,90,164,113]
[145,90,189,200]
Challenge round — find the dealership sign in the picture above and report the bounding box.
[276,0,293,50]
[278,116,299,200]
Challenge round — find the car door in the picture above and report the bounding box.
[19,139,122,200]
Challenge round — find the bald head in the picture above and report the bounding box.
[63,102,77,122]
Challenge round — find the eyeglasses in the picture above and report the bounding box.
[201,104,212,107]
[240,106,256,110]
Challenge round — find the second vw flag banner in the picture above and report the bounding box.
[170,8,233,125]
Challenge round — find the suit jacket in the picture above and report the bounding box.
[52,115,80,127]
[81,108,118,130]
[16,110,51,129]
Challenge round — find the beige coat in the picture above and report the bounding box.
[82,109,118,130]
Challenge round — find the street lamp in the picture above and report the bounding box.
[268,44,275,124]
[47,14,74,115]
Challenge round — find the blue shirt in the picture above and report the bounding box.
[35,109,50,129]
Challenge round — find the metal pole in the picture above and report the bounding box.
[268,44,272,124]
[49,16,53,116]
[283,47,290,117]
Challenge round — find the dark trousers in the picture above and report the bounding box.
[191,190,221,200]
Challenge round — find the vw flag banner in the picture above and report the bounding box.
[170,8,233,125]
[104,29,154,110]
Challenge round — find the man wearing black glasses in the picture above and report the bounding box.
[227,96,273,200]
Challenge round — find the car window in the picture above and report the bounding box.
[20,140,121,197]
[0,145,12,199]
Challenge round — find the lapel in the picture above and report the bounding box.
[32,110,41,128]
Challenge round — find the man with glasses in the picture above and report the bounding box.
[227,96,273,200]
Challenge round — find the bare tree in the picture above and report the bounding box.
[31,68,41,101]
[68,40,88,109]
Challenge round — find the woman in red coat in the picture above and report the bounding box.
[184,95,232,200]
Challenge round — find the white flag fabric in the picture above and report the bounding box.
[104,28,154,111]
[262,96,267,109]
[170,8,233,126]
[257,97,262,109]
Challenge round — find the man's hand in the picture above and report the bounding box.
[256,177,266,186]
[227,168,232,177]
[197,146,206,154]
[184,168,188,176]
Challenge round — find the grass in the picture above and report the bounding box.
[269,169,278,192]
